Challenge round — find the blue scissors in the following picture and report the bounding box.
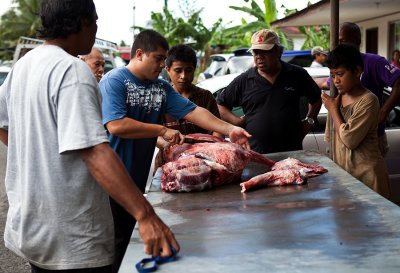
[135,247,177,273]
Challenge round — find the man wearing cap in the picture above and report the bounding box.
[310,46,327,67]
[217,29,322,154]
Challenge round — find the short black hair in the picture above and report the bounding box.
[131,30,169,58]
[326,44,364,73]
[339,22,361,47]
[38,0,96,39]
[165,45,197,68]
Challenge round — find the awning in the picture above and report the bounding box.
[271,0,400,27]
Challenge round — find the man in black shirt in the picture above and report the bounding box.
[217,29,322,154]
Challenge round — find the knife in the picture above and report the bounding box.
[183,136,215,144]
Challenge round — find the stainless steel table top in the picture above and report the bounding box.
[119,150,400,273]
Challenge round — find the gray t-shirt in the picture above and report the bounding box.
[0,45,114,270]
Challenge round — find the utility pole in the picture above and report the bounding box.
[328,0,339,160]
[132,0,136,44]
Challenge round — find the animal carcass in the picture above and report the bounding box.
[240,158,328,192]
[161,134,275,192]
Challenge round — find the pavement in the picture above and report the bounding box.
[0,143,30,273]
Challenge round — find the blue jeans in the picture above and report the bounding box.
[30,264,112,273]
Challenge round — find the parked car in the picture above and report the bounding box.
[198,49,313,83]
[197,53,233,82]
[281,50,313,67]
[216,55,254,77]
[0,65,11,86]
[197,67,400,203]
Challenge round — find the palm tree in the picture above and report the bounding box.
[134,6,222,70]
[223,0,292,50]
[299,25,330,50]
[280,4,330,50]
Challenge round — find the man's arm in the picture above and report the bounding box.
[380,77,400,124]
[217,105,245,127]
[212,131,225,138]
[0,129,7,146]
[80,143,180,257]
[307,99,322,121]
[106,118,184,145]
[302,98,322,136]
[184,106,251,149]
[215,76,244,127]
[185,107,232,134]
[314,77,330,90]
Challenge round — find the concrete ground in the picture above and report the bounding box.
[0,143,30,273]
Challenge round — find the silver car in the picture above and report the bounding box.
[197,67,400,203]
[197,53,233,82]
[198,50,314,83]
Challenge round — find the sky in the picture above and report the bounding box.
[0,0,319,45]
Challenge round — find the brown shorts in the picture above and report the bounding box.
[378,133,389,157]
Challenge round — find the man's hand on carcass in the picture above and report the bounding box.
[228,126,251,150]
[160,127,184,145]
[138,210,180,257]
[156,136,171,149]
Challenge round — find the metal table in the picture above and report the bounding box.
[119,150,400,273]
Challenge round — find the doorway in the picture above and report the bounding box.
[366,27,378,54]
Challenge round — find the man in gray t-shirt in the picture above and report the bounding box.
[0,0,179,272]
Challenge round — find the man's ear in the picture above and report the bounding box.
[165,66,170,72]
[135,49,144,61]
[81,17,94,28]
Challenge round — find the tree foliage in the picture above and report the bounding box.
[134,4,222,71]
[213,0,293,51]
[281,3,330,50]
[299,25,330,50]
[135,6,221,52]
[0,0,41,60]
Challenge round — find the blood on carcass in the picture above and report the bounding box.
[240,158,328,192]
[161,134,275,192]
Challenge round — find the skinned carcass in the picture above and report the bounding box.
[271,157,328,177]
[162,157,213,192]
[240,169,307,193]
[161,134,276,192]
[240,157,328,192]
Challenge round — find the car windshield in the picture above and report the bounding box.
[207,61,227,75]
[221,56,254,75]
[281,51,313,67]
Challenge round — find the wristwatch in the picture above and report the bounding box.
[303,117,315,126]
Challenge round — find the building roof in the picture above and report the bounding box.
[271,0,400,27]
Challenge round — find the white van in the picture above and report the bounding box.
[0,65,11,86]
[12,36,119,73]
